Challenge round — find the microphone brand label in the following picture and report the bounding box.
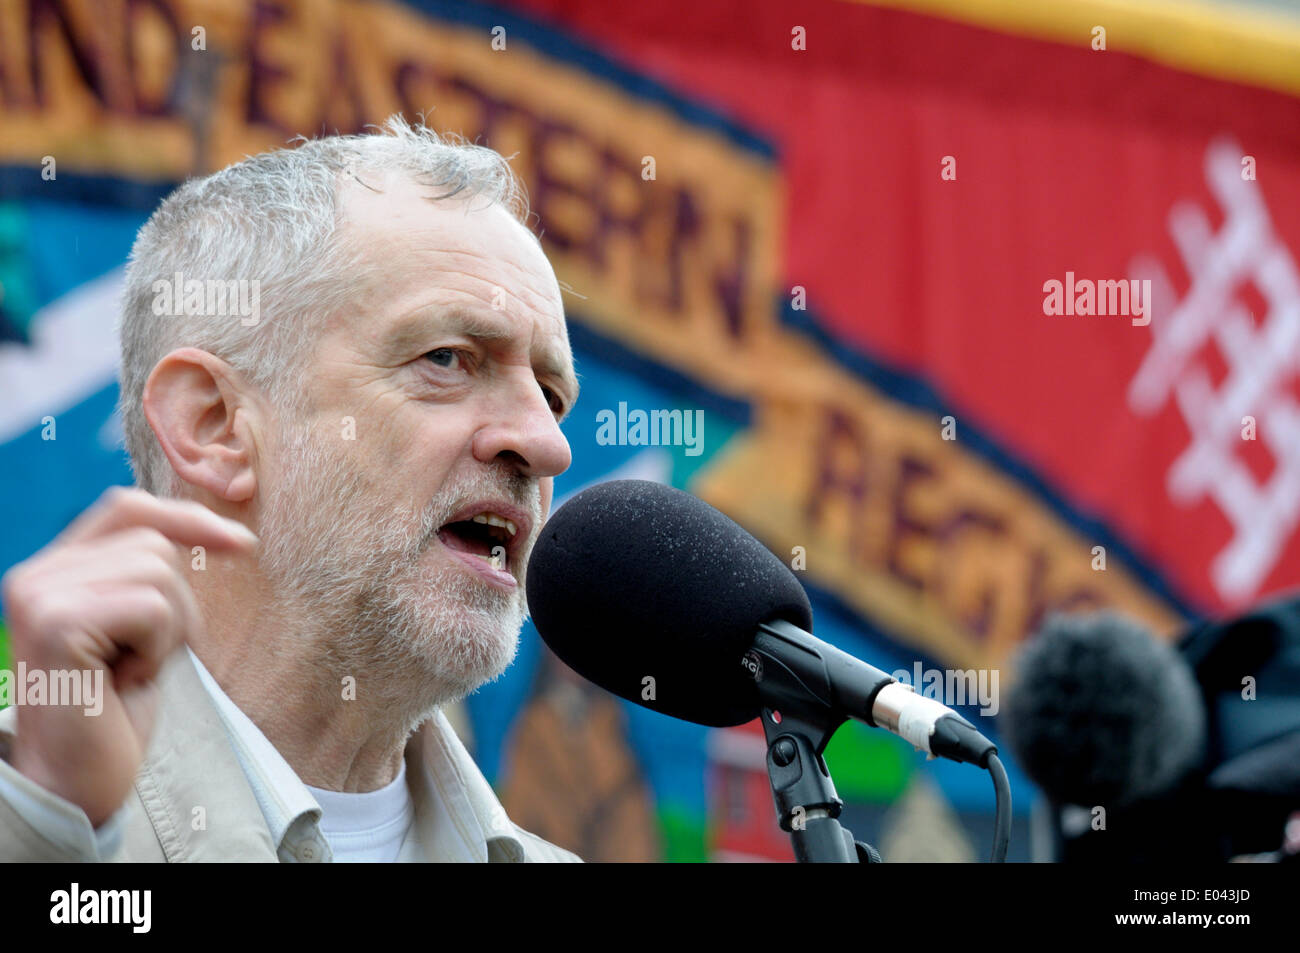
[740,651,764,681]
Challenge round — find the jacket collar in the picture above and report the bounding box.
[133,650,279,861]
[407,709,526,863]
[139,649,524,862]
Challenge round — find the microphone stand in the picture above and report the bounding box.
[760,706,875,862]
[750,630,882,863]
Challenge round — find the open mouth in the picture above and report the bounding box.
[436,511,518,573]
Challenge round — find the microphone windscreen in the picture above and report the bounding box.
[1002,611,1207,807]
[525,479,812,726]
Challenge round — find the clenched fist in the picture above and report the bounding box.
[0,487,257,827]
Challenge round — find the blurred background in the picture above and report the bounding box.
[3,0,1300,862]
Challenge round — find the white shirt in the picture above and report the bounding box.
[186,648,523,863]
[188,648,421,863]
[307,763,413,863]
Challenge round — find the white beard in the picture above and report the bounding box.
[255,424,531,726]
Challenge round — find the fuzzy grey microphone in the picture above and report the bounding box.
[1003,611,1208,807]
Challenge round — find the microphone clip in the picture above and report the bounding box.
[758,704,874,863]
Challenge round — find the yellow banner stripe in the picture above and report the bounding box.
[850,0,1300,99]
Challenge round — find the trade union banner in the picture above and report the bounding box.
[3,0,1300,860]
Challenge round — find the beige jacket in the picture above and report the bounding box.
[0,651,580,862]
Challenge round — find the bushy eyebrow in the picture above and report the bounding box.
[435,308,517,344]
[392,305,580,410]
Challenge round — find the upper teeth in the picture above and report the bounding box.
[471,512,517,537]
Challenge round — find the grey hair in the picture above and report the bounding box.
[117,114,531,496]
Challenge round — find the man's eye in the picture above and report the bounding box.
[425,348,462,370]
[540,383,564,417]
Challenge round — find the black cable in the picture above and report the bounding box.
[987,752,1011,862]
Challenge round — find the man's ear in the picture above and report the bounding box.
[142,347,264,502]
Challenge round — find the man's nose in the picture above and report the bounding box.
[472,373,572,478]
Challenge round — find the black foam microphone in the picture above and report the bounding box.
[526,479,997,765]
[1002,611,1208,807]
[1005,601,1300,862]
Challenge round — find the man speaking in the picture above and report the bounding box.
[0,117,582,862]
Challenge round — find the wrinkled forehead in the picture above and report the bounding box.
[333,169,569,346]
